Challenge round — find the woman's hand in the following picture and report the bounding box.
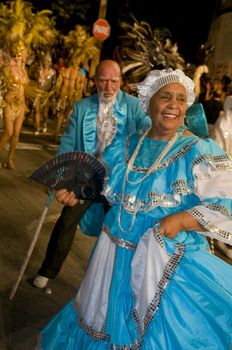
[55,189,79,207]
[159,211,205,239]
[159,214,183,238]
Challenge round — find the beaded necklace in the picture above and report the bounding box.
[118,128,183,233]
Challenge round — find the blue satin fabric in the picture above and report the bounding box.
[38,246,232,349]
[39,134,232,349]
[58,90,150,156]
[185,103,209,138]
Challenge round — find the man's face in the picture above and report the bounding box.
[95,62,122,102]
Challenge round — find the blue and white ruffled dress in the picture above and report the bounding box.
[38,133,232,350]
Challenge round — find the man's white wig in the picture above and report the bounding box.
[137,68,196,113]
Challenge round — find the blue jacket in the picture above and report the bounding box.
[58,90,151,155]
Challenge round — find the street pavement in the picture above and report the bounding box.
[0,119,97,349]
[0,118,231,349]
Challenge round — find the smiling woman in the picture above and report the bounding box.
[138,69,195,140]
[145,83,188,139]
[37,68,232,350]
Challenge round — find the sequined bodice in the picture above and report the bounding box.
[38,68,56,91]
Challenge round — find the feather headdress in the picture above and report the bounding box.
[114,18,185,84]
[60,24,100,78]
[62,24,100,66]
[0,0,58,56]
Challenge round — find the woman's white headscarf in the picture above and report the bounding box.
[137,68,195,113]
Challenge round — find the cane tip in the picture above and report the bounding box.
[9,288,16,300]
[44,287,52,295]
[9,293,14,301]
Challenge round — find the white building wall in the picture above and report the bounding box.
[207,3,232,80]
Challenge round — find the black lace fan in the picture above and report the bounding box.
[28,152,107,200]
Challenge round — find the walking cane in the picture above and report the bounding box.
[9,192,55,300]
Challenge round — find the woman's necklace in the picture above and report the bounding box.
[118,128,181,233]
[126,129,180,184]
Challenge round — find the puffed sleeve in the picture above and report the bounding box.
[188,138,232,245]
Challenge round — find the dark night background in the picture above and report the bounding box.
[31,0,219,64]
[104,0,218,64]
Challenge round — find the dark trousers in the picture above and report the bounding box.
[38,201,92,279]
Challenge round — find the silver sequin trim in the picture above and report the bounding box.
[188,208,232,241]
[153,227,167,252]
[149,192,180,208]
[103,224,137,250]
[143,227,185,332]
[125,138,198,173]
[75,301,110,341]
[192,154,232,171]
[203,202,232,219]
[104,191,182,214]
[172,179,193,195]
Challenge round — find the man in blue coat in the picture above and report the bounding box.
[33,59,150,288]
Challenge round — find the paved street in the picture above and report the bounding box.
[0,120,97,349]
[0,119,231,349]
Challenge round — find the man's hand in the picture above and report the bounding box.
[55,189,79,207]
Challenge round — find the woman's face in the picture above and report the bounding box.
[43,59,51,68]
[148,82,188,138]
[20,49,28,63]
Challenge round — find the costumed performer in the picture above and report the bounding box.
[33,53,56,135]
[211,92,232,260]
[212,93,232,156]
[36,68,232,350]
[53,55,86,143]
[0,42,29,170]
